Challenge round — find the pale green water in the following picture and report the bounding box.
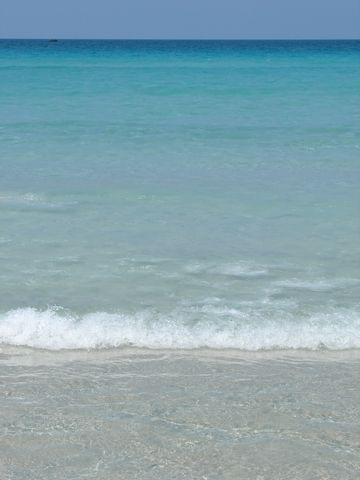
[0,40,359,350]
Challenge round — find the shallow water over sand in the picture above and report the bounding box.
[1,348,360,479]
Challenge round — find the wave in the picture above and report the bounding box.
[0,307,359,351]
[0,192,77,212]
[185,262,268,278]
[273,278,360,292]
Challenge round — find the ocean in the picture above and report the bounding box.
[0,40,360,479]
[0,40,359,350]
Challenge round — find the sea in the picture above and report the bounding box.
[0,40,359,351]
[1,40,360,480]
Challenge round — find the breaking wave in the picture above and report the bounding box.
[0,307,359,351]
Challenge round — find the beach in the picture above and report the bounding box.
[1,347,360,479]
[0,39,359,478]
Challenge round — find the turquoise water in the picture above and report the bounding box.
[0,40,359,349]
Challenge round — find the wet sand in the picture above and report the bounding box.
[1,348,360,479]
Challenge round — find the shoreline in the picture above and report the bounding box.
[2,345,360,478]
[1,344,360,365]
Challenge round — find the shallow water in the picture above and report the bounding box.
[1,348,360,479]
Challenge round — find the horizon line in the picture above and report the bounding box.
[1,37,359,41]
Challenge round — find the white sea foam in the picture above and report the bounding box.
[0,192,43,205]
[274,278,360,292]
[0,192,77,211]
[0,307,359,351]
[185,262,268,278]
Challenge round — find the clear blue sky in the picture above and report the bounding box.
[0,0,359,39]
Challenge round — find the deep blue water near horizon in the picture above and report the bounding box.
[0,40,359,350]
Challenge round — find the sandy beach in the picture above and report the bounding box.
[1,347,359,479]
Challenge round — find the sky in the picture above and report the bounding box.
[0,0,359,39]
